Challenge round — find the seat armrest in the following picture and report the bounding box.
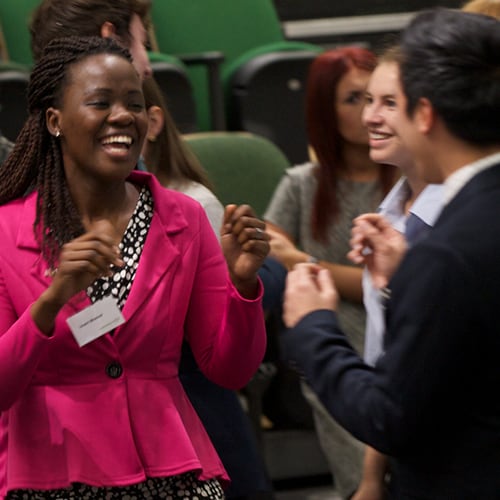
[178,51,226,131]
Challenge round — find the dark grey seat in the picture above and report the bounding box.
[0,67,29,142]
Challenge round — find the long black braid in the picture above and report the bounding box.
[0,36,132,269]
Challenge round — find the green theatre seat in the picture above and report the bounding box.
[148,51,198,134]
[151,0,323,163]
[183,131,290,217]
[0,0,37,67]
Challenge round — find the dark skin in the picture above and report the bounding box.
[222,204,270,299]
[31,54,270,336]
[31,220,124,334]
[33,203,271,334]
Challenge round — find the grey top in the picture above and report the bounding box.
[168,180,224,242]
[264,162,382,353]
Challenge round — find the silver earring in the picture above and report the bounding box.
[55,130,61,138]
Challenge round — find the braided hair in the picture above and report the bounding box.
[0,35,132,268]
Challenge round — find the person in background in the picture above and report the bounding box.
[281,8,500,498]
[350,46,444,500]
[263,47,397,499]
[141,76,274,500]
[30,0,152,79]
[0,35,268,499]
[0,134,12,165]
[141,77,223,236]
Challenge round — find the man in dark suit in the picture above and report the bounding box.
[281,8,500,499]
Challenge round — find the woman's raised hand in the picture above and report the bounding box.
[31,220,124,334]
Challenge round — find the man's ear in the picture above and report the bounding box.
[146,105,165,141]
[100,21,117,38]
[414,97,435,135]
[46,107,62,138]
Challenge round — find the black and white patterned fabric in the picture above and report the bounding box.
[87,185,153,310]
[7,471,225,499]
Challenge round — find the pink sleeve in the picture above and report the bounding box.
[0,266,51,410]
[184,209,267,389]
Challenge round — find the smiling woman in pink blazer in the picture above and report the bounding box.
[0,36,268,500]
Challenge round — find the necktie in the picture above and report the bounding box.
[405,213,431,246]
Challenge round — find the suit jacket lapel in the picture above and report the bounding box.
[434,163,500,227]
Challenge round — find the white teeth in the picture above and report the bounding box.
[102,135,132,145]
[370,132,391,140]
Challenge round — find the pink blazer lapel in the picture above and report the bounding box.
[121,172,189,322]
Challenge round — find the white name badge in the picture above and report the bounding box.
[66,295,126,347]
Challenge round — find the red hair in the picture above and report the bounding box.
[306,47,394,241]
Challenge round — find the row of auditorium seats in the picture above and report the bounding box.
[0,0,324,164]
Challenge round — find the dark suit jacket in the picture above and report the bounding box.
[282,163,500,499]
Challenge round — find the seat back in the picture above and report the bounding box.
[151,0,319,132]
[229,49,319,164]
[149,52,198,134]
[0,67,30,142]
[0,0,39,66]
[183,132,290,217]
[151,0,284,63]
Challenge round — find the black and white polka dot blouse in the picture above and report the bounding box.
[87,185,153,309]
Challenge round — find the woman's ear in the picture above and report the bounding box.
[46,107,62,138]
[146,105,165,142]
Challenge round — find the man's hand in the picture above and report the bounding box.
[283,263,338,328]
[348,214,408,289]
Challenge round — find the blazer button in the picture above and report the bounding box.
[105,361,123,379]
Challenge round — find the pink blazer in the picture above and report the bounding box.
[0,171,266,497]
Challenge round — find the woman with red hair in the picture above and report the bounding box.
[264,47,397,498]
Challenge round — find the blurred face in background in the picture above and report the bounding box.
[335,66,372,146]
[126,14,152,80]
[362,61,414,169]
[104,13,152,80]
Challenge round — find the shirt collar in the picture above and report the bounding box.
[409,184,444,227]
[444,152,500,205]
[378,177,410,233]
[378,176,444,231]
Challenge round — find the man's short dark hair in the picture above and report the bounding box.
[399,8,500,146]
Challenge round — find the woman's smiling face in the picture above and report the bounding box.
[362,61,414,169]
[47,52,148,184]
